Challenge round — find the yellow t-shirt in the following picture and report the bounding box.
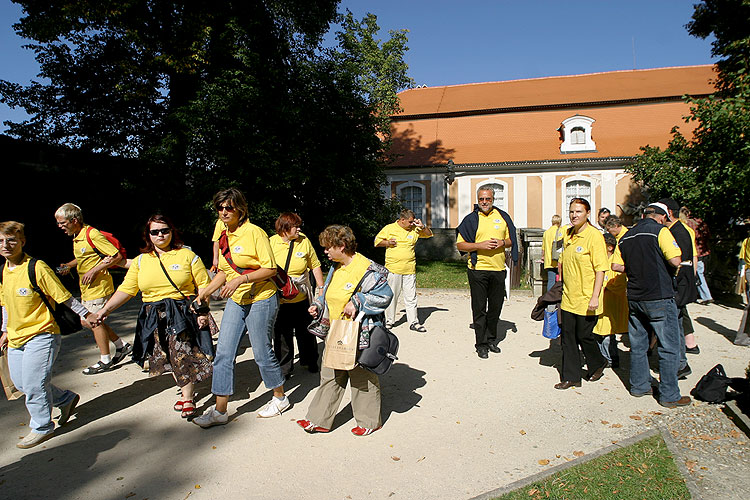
[117,248,210,302]
[325,253,370,320]
[374,222,432,275]
[594,252,628,336]
[560,224,609,316]
[612,226,682,268]
[741,237,750,266]
[218,221,277,304]
[456,209,510,271]
[542,225,564,269]
[269,233,321,304]
[1,255,72,347]
[614,226,628,242]
[73,225,118,301]
[211,219,225,242]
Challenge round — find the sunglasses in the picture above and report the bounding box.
[217,205,235,212]
[149,228,172,236]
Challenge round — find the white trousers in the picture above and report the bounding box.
[386,272,418,325]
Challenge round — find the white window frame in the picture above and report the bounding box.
[397,181,427,221]
[477,179,508,212]
[560,115,597,153]
[561,175,597,223]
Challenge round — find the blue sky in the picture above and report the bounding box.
[0,0,715,131]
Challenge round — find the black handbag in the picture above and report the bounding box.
[691,364,732,403]
[26,258,83,335]
[675,266,699,307]
[358,324,399,375]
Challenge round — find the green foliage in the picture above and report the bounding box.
[0,1,410,247]
[415,260,469,289]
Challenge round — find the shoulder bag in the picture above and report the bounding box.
[24,258,82,335]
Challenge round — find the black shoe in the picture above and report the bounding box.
[306,363,319,373]
[685,345,700,355]
[477,350,489,359]
[677,364,692,380]
[487,345,501,354]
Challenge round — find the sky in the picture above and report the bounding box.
[0,0,716,132]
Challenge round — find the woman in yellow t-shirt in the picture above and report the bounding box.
[1,221,97,449]
[193,188,288,427]
[96,215,213,418]
[296,225,393,436]
[270,212,325,378]
[556,198,609,390]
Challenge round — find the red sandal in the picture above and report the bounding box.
[181,400,195,418]
[174,400,184,412]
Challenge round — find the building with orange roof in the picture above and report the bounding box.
[385,65,716,230]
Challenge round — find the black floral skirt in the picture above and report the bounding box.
[149,330,213,387]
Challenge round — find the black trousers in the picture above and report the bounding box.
[273,300,319,376]
[467,268,506,350]
[560,309,606,383]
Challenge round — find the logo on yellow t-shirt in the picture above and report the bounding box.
[233,246,243,253]
[17,288,31,296]
[80,247,86,255]
[576,246,584,253]
[295,251,304,258]
[344,282,354,290]
[170,264,181,271]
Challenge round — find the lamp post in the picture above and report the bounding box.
[444,159,455,229]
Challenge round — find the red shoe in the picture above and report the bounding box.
[174,400,184,412]
[181,400,196,418]
[351,426,381,436]
[296,419,329,434]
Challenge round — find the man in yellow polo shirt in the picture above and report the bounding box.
[54,203,131,375]
[542,215,564,291]
[375,209,433,332]
[456,188,514,358]
[604,215,628,242]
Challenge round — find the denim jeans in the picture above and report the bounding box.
[628,298,681,402]
[546,268,558,291]
[596,334,619,365]
[8,333,77,434]
[211,294,284,395]
[695,258,713,301]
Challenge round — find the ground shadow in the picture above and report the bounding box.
[695,316,737,343]
[0,429,129,499]
[496,319,517,344]
[391,306,449,327]
[528,338,562,372]
[381,362,427,424]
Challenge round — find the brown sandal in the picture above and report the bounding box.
[181,400,195,418]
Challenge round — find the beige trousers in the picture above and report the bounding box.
[385,272,418,325]
[305,365,382,430]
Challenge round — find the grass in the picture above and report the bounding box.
[494,434,690,500]
[415,260,469,289]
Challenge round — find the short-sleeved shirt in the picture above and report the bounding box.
[560,224,609,315]
[211,219,225,242]
[325,253,370,320]
[117,248,210,303]
[73,225,118,301]
[613,225,628,242]
[269,233,321,304]
[218,221,277,304]
[542,225,565,269]
[456,209,510,271]
[740,237,750,267]
[1,255,73,347]
[374,222,432,275]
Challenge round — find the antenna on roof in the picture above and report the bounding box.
[632,36,636,70]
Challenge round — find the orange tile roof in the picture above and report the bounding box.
[389,66,716,166]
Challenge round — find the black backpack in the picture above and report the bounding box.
[691,364,732,403]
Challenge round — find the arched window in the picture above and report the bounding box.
[570,127,585,145]
[478,182,505,211]
[559,116,596,153]
[399,184,425,221]
[565,180,592,209]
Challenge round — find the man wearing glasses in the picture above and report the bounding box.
[456,188,517,359]
[54,203,132,374]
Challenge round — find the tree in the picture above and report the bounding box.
[628,0,750,233]
[0,2,410,253]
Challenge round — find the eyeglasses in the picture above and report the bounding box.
[149,228,172,236]
[217,205,235,213]
[478,197,493,202]
[0,237,19,246]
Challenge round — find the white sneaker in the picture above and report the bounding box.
[192,405,228,428]
[257,396,291,418]
[17,431,54,449]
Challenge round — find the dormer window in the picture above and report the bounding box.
[559,115,596,153]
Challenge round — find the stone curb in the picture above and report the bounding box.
[724,400,750,437]
[659,424,703,500]
[468,428,699,500]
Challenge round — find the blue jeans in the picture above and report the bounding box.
[696,259,713,301]
[8,333,77,434]
[596,334,619,365]
[628,299,681,402]
[211,295,284,395]
[546,268,558,291]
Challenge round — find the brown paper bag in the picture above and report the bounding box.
[736,272,747,296]
[1,347,23,400]
[322,318,359,371]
